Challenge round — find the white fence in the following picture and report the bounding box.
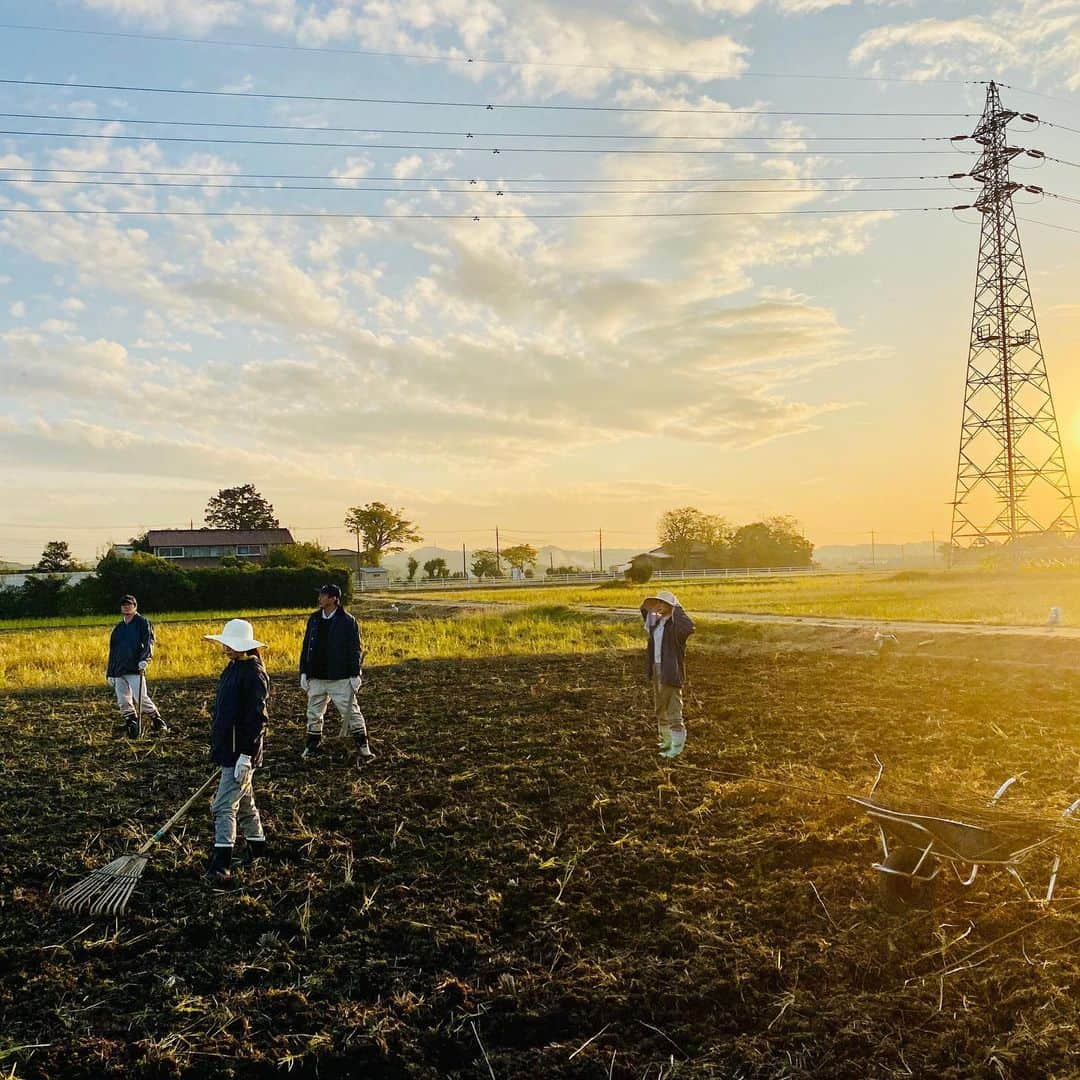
[0,571,94,589]
[382,565,846,592]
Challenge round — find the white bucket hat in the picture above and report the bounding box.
[204,618,266,651]
[644,589,681,608]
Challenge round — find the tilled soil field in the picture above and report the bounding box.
[5,628,1080,1078]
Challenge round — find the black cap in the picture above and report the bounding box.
[120,594,137,606]
[318,583,342,599]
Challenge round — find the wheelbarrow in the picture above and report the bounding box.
[850,778,1080,912]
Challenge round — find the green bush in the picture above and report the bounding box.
[627,563,654,584]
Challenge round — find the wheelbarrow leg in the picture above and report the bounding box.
[1046,855,1062,903]
[1007,866,1036,903]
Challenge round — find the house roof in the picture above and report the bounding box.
[147,528,295,546]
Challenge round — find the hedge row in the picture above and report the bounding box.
[0,555,351,618]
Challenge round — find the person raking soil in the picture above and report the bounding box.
[203,618,270,884]
[106,593,168,739]
[641,589,695,759]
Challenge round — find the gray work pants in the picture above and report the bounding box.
[109,674,160,718]
[211,766,265,848]
[305,678,368,738]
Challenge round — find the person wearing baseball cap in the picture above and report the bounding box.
[297,583,374,763]
[641,589,695,759]
[105,594,168,739]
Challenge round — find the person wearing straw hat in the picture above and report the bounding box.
[298,583,374,762]
[203,618,270,883]
[641,589,695,759]
[106,594,167,739]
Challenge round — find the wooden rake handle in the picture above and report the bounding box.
[137,771,220,856]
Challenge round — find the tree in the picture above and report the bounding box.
[128,531,152,553]
[343,502,422,567]
[265,541,336,569]
[546,565,581,576]
[406,557,419,581]
[657,506,732,568]
[423,557,448,580]
[204,484,280,530]
[728,516,813,569]
[501,543,538,576]
[470,549,502,580]
[36,540,83,572]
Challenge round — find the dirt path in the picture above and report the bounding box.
[376,595,1079,639]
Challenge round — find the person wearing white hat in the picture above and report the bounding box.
[203,618,270,883]
[641,589,695,758]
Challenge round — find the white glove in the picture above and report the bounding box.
[138,660,148,672]
[300,674,309,691]
[106,675,113,686]
[234,754,253,783]
[349,675,361,692]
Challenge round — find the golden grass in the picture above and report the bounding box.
[425,567,1080,626]
[0,606,642,691]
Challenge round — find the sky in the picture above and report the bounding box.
[1,0,1080,564]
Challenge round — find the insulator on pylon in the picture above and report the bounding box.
[1025,185,1044,195]
[949,173,970,180]
[1026,149,1046,159]
[950,135,970,141]
[1020,113,1039,123]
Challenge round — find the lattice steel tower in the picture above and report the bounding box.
[950,81,1078,547]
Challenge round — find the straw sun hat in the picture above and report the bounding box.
[203,618,266,652]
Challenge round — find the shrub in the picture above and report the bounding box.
[627,563,654,584]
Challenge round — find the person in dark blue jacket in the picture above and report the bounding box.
[641,589,695,759]
[203,618,270,883]
[297,584,374,762]
[105,594,167,738]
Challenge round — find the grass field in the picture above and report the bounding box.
[426,567,1080,625]
[0,606,642,690]
[5,618,1080,1077]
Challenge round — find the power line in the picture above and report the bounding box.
[0,128,972,156]
[0,111,958,143]
[0,166,959,183]
[0,205,962,220]
[0,176,971,196]
[0,77,980,117]
[0,22,993,86]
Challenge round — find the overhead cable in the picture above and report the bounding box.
[0,166,958,183]
[0,22,993,85]
[0,77,980,116]
[0,128,975,156]
[0,205,963,219]
[0,177,969,195]
[0,111,958,142]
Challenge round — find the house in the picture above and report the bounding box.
[145,528,295,568]
[629,542,711,573]
[355,566,390,591]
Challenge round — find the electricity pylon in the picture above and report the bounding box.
[949,81,1078,548]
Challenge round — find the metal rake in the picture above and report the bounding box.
[57,771,219,917]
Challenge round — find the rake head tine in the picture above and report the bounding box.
[57,857,130,912]
[90,857,147,918]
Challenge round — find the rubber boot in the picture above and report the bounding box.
[660,728,687,759]
[206,846,233,884]
[657,723,672,753]
[234,838,267,867]
[353,733,375,761]
[301,734,322,760]
[147,712,170,735]
[123,712,141,740]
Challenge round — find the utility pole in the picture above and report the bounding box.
[869,530,876,568]
[950,81,1077,548]
[495,527,501,574]
[931,529,937,568]
[462,542,467,581]
[599,528,604,573]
